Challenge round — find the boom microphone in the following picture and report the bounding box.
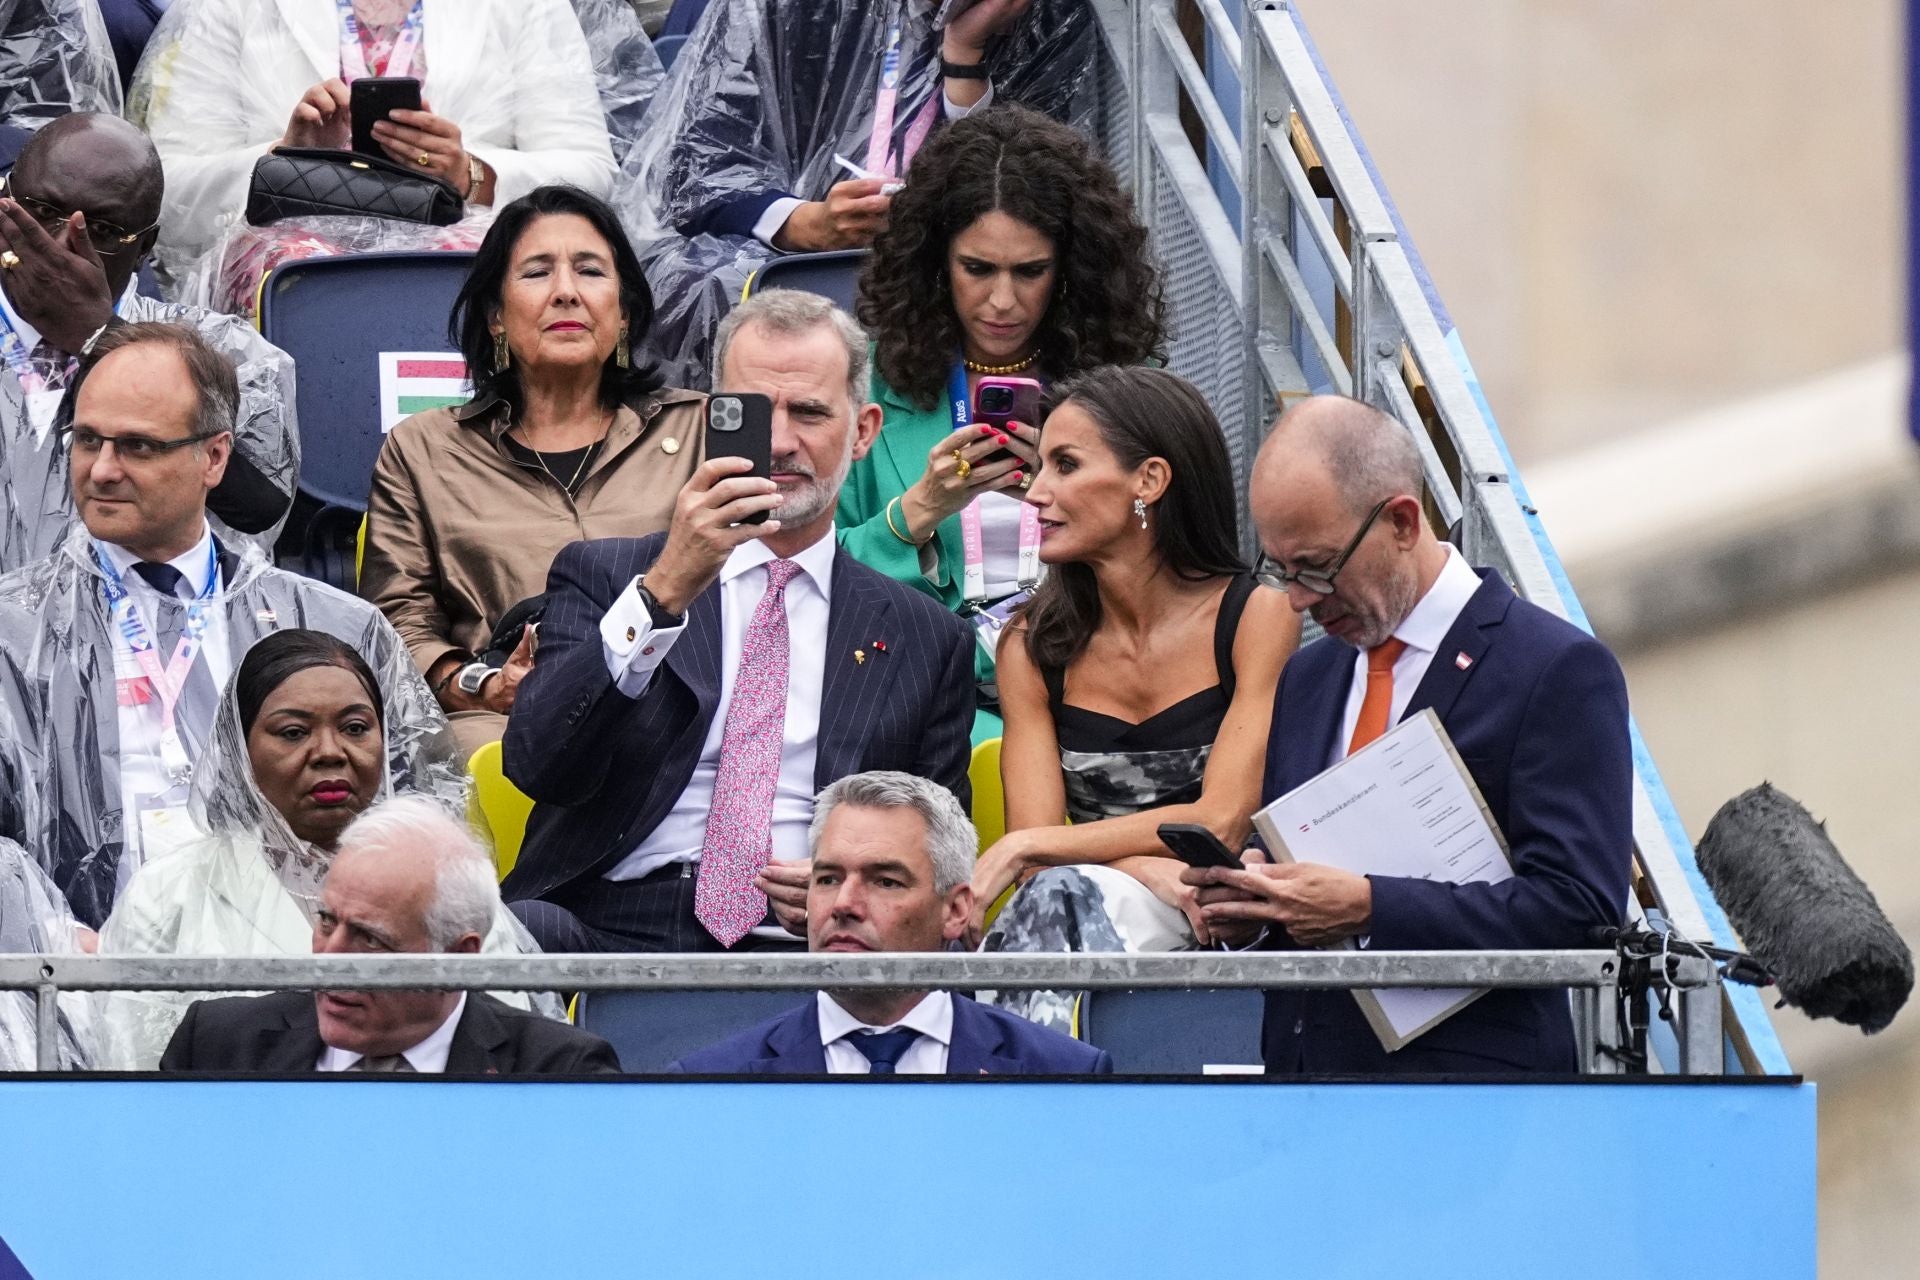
[1694,783,1913,1034]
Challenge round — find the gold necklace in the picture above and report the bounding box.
[963,352,1038,375]
[510,412,609,495]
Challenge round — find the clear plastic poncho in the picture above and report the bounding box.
[0,0,122,129]
[615,0,1098,388]
[568,0,666,172]
[0,291,303,574]
[91,654,554,1071]
[0,835,91,1071]
[0,527,465,928]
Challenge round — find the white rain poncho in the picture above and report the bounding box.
[0,527,464,928]
[0,291,302,573]
[0,835,90,1071]
[130,0,618,292]
[91,651,555,1071]
[0,0,122,129]
[615,0,1098,387]
[568,0,666,172]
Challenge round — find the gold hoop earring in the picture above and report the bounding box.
[615,323,630,370]
[492,332,509,373]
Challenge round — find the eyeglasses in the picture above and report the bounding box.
[0,174,159,255]
[1254,497,1394,597]
[69,428,222,463]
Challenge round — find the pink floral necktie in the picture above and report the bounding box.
[695,559,802,945]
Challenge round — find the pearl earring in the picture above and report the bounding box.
[1133,497,1148,529]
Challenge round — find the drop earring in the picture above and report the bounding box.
[615,323,630,370]
[1133,497,1148,529]
[492,331,509,373]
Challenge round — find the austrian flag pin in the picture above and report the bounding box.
[1455,651,1474,671]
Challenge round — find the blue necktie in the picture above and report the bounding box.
[850,1028,921,1075]
[131,562,186,596]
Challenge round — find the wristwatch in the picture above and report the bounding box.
[464,152,485,200]
[455,661,498,697]
[940,56,989,80]
[633,576,685,629]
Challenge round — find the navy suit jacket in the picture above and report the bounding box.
[669,994,1115,1075]
[500,532,976,906]
[1261,569,1632,1075]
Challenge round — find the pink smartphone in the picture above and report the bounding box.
[974,376,1042,466]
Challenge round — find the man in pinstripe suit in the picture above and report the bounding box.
[501,291,976,953]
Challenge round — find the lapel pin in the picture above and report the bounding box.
[1455,652,1474,671]
[661,436,680,455]
[854,649,866,665]
[873,639,887,654]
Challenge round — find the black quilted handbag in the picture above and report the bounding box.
[245,146,464,227]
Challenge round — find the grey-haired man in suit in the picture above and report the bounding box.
[501,290,975,955]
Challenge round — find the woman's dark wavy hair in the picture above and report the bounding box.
[451,184,665,415]
[858,105,1167,409]
[237,629,385,738]
[1021,366,1245,673]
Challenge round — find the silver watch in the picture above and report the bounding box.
[455,662,498,697]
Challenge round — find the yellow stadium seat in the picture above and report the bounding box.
[355,515,366,589]
[969,737,1005,855]
[468,740,534,881]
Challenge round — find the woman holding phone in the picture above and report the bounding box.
[970,367,1299,1031]
[840,105,1167,743]
[131,0,620,298]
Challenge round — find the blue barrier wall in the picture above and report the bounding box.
[1,1079,1813,1278]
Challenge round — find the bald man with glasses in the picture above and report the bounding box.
[1188,395,1633,1076]
[0,111,298,574]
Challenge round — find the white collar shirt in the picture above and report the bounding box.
[817,989,954,1075]
[1332,545,1485,765]
[98,521,236,876]
[0,279,44,353]
[602,529,837,886]
[317,993,468,1074]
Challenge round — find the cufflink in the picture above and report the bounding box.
[625,626,637,642]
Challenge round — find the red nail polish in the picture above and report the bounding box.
[1012,471,1024,483]
[979,425,994,435]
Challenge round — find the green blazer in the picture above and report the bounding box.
[837,370,1004,744]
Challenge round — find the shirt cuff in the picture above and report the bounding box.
[943,79,995,119]
[599,577,687,697]
[752,196,808,250]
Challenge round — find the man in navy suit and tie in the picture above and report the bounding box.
[1186,396,1632,1074]
[502,291,976,954]
[673,770,1112,1075]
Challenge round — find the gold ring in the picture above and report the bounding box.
[1019,473,1032,491]
[0,251,18,270]
[417,151,432,167]
[951,450,972,480]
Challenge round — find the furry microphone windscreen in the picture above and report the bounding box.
[1695,783,1913,1034]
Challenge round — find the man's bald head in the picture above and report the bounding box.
[12,113,164,295]
[1250,395,1444,650]
[1253,395,1424,519]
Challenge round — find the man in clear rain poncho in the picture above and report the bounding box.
[91,629,553,1071]
[0,320,460,928]
[0,0,121,169]
[0,112,299,574]
[614,0,1098,388]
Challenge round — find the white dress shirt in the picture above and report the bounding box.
[317,993,467,1074]
[98,521,236,874]
[1332,544,1484,764]
[817,990,954,1074]
[751,83,998,247]
[599,530,836,882]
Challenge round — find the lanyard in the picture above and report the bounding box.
[337,0,424,82]
[950,362,1042,604]
[96,540,220,780]
[0,279,133,391]
[863,10,944,178]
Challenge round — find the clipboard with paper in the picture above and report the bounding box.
[1250,709,1513,1051]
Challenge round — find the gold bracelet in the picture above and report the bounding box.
[884,496,915,545]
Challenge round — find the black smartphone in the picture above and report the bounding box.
[1157,823,1245,871]
[705,392,775,524]
[350,76,423,157]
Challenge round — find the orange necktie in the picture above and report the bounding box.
[1348,638,1409,755]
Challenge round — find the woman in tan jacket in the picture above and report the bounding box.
[361,185,704,756]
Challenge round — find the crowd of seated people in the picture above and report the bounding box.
[0,0,1638,1082]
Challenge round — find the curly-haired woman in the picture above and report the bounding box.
[838,105,1167,743]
